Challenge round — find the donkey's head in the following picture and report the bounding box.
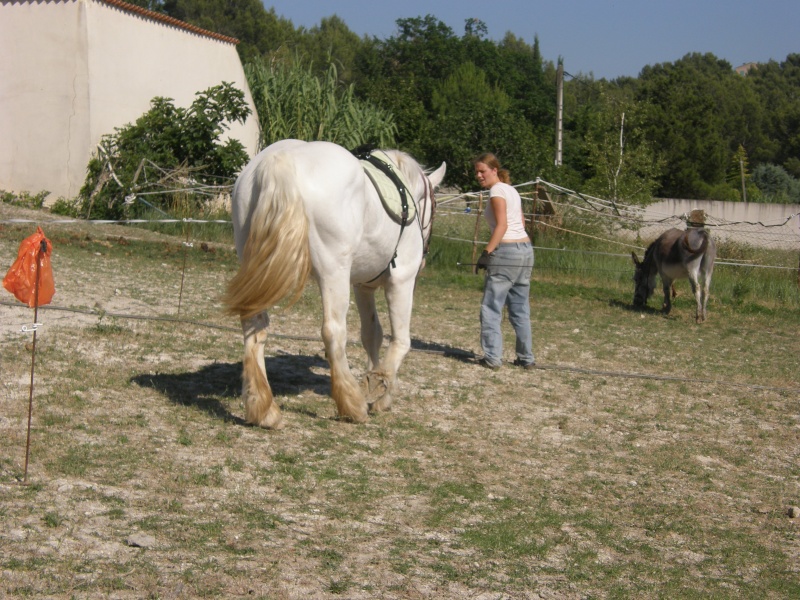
[631,251,655,307]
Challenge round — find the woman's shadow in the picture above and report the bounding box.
[131,353,331,425]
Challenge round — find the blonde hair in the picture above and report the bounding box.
[473,152,511,184]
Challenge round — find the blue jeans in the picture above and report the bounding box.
[480,242,534,367]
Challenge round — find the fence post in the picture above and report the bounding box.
[471,192,484,274]
[531,182,539,245]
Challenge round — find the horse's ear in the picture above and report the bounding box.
[631,251,640,266]
[428,162,446,189]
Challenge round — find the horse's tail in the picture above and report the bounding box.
[223,152,311,319]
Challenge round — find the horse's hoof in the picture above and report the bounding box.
[258,411,284,430]
[339,409,369,424]
[369,395,393,413]
[361,371,390,402]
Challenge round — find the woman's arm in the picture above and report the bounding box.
[485,196,508,253]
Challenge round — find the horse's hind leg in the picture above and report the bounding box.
[241,312,283,429]
[320,279,369,423]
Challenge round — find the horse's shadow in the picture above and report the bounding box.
[132,337,477,423]
[131,353,331,424]
[410,338,477,364]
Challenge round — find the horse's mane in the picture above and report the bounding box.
[382,149,423,192]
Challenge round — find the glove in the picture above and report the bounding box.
[476,250,495,270]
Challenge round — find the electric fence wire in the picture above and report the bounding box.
[2,176,797,266]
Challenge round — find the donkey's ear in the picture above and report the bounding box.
[631,252,641,266]
[428,162,446,189]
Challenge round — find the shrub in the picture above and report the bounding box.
[78,83,251,220]
[753,163,800,204]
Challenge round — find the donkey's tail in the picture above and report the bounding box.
[223,152,311,319]
[681,228,710,257]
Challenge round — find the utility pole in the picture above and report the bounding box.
[740,156,747,202]
[555,58,563,167]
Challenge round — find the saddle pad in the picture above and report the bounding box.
[360,151,416,225]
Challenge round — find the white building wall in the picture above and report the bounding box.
[0,0,92,200]
[0,0,259,202]
[638,199,800,249]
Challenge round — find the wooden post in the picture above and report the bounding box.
[471,192,484,274]
[555,59,563,167]
[740,157,747,203]
[530,182,539,245]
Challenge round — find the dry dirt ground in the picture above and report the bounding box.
[1,203,799,599]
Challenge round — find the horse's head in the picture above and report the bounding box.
[631,251,655,307]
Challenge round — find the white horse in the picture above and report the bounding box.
[224,140,446,428]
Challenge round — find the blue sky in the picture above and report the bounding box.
[262,0,796,80]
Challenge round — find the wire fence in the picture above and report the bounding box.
[3,175,798,274]
[433,179,800,275]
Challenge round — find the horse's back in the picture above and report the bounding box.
[232,140,366,245]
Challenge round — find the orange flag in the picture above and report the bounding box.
[3,226,55,307]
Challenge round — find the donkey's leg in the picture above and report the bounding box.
[319,278,369,423]
[353,284,382,371]
[367,279,415,413]
[698,261,714,323]
[686,273,703,323]
[661,278,674,314]
[241,312,283,429]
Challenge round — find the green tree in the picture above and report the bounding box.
[425,62,542,188]
[79,83,251,219]
[159,0,299,64]
[636,52,769,199]
[582,90,663,205]
[464,18,488,39]
[295,15,365,83]
[748,54,800,177]
[353,16,464,157]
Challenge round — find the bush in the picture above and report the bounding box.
[78,83,251,220]
[1,190,50,209]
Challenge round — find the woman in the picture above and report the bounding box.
[473,153,535,370]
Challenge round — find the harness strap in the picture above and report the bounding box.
[351,146,435,284]
[352,147,409,283]
[353,148,410,227]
